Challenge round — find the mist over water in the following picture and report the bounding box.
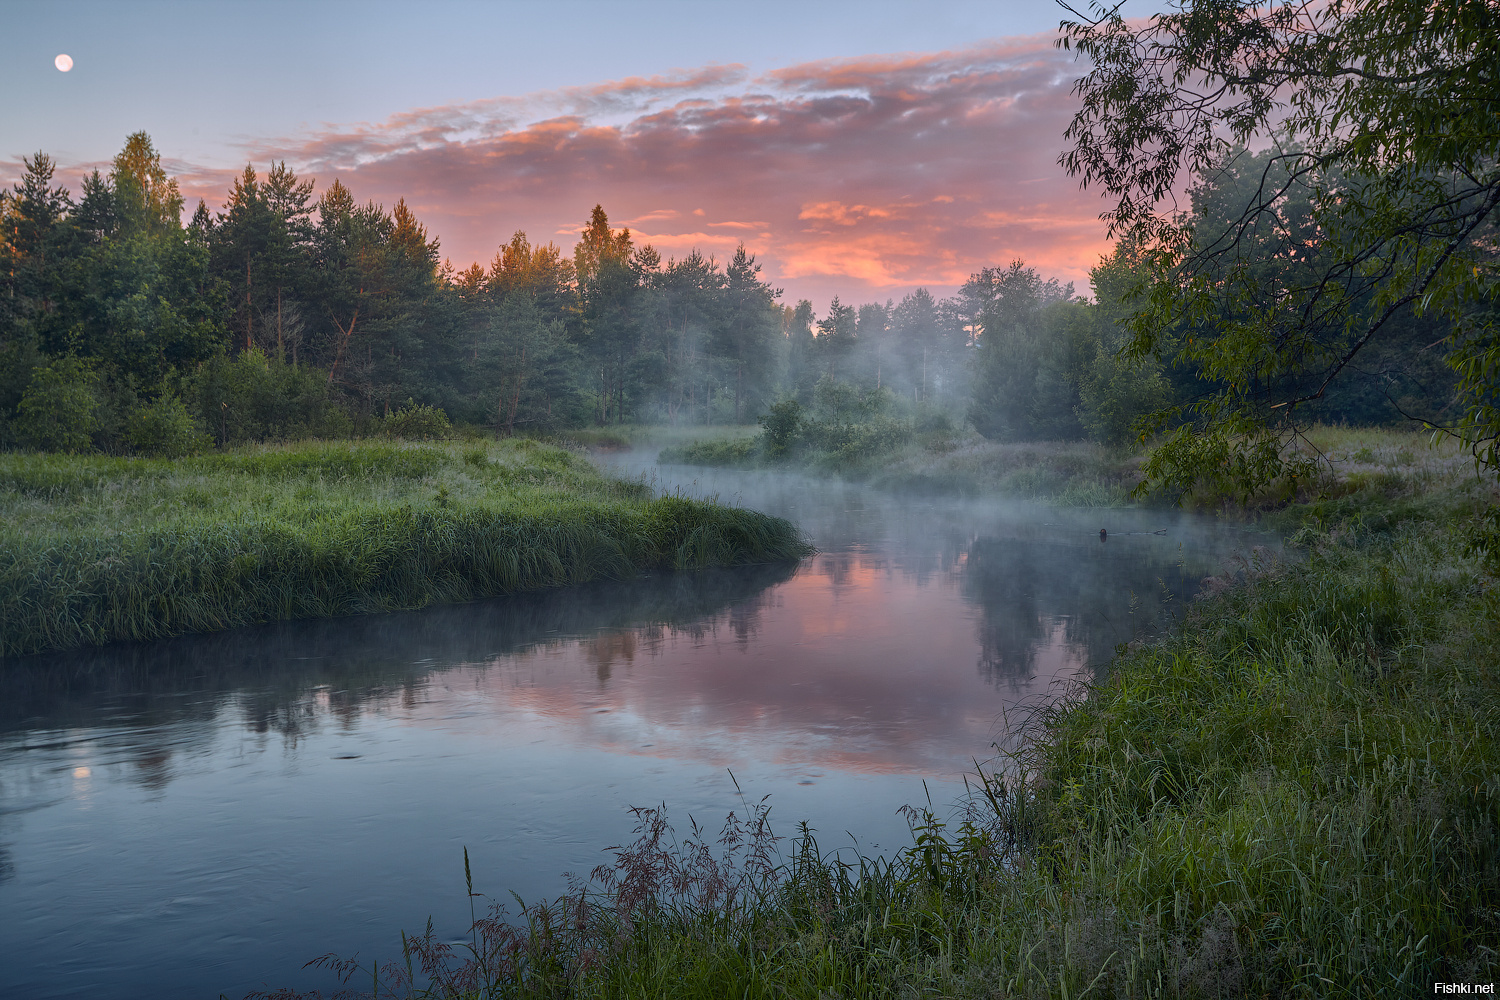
[0,454,1268,999]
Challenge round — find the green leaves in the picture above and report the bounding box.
[13,356,99,454]
[1061,0,1500,495]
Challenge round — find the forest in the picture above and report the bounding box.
[0,133,1462,461]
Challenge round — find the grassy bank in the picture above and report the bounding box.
[536,423,762,453]
[660,424,1481,510]
[0,439,809,657]
[662,427,1147,506]
[269,438,1499,999]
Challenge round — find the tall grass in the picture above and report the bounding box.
[0,439,809,657]
[262,472,1499,999]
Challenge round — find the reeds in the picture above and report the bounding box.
[0,440,809,657]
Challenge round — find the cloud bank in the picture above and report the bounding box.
[19,36,1113,308]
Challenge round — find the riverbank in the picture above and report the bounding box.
[0,439,809,657]
[273,438,1499,998]
[662,427,1142,505]
[658,423,1481,510]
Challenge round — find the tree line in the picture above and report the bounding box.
[1058,0,1496,493]
[1,128,1462,458]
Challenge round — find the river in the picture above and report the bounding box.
[0,455,1267,998]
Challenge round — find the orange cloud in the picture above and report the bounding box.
[10,36,1114,309]
[797,202,901,227]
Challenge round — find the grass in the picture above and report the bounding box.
[535,424,762,452]
[0,438,810,657]
[260,428,1500,999]
[662,427,1145,506]
[661,422,1488,510]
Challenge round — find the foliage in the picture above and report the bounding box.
[1076,339,1171,447]
[380,399,453,441]
[1059,0,1500,494]
[123,391,212,458]
[183,349,353,445]
[12,356,99,453]
[6,127,1470,468]
[1,131,1308,462]
[756,399,803,456]
[967,263,1079,441]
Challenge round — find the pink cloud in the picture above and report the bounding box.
[6,36,1114,309]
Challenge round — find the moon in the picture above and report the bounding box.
[55,54,73,72]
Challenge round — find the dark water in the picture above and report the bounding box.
[0,456,1267,998]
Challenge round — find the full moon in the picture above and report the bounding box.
[55,54,73,72]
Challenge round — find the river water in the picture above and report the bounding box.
[0,455,1266,998]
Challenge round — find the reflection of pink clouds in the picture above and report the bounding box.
[4,34,1113,307]
[423,553,1088,778]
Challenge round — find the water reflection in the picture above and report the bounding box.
[965,528,1197,687]
[0,563,794,761]
[0,458,1265,1000]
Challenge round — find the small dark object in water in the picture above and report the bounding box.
[1099,528,1108,541]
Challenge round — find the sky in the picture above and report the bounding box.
[0,0,1139,310]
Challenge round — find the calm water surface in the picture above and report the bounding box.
[0,457,1267,998]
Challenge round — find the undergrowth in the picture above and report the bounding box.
[255,472,1500,998]
[0,439,809,656]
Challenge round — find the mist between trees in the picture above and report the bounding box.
[1,133,1459,458]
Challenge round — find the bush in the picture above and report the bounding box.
[660,437,759,465]
[184,349,353,445]
[13,356,100,453]
[125,393,212,458]
[914,407,955,434]
[803,417,912,459]
[757,399,803,456]
[799,377,912,459]
[381,399,453,440]
[0,338,44,447]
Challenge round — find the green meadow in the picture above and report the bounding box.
[0,438,809,657]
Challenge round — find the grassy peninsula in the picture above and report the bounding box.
[274,437,1499,999]
[0,438,809,658]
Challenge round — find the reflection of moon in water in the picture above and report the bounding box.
[55,54,73,72]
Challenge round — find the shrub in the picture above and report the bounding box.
[124,393,212,458]
[804,417,912,459]
[13,356,100,453]
[381,399,452,440]
[757,399,804,456]
[914,407,955,434]
[0,338,44,447]
[184,349,353,445]
[660,437,758,465]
